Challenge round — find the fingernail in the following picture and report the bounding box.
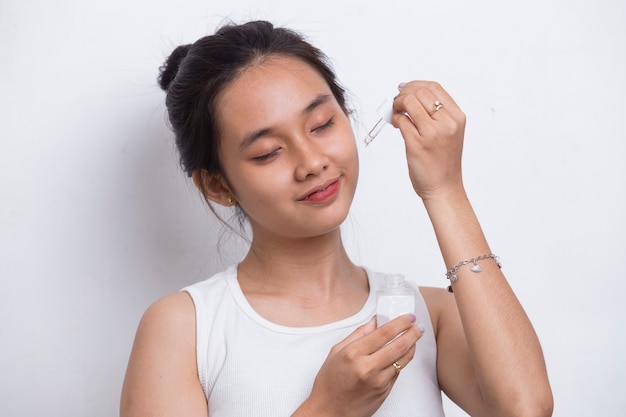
[398,81,407,89]
[408,313,416,323]
[417,323,426,333]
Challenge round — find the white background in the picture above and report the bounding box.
[1,0,625,416]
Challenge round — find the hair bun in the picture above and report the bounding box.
[158,44,192,91]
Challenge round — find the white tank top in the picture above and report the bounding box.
[182,265,445,416]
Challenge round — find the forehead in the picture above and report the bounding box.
[214,56,333,135]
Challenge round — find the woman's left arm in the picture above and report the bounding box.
[392,81,553,417]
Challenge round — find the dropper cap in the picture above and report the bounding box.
[364,97,394,145]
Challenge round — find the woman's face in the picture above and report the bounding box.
[213,55,359,240]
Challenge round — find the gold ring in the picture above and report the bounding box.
[429,99,443,116]
[392,361,402,375]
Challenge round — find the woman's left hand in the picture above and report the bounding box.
[391,81,466,201]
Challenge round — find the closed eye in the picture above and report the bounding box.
[312,117,334,133]
[252,148,281,162]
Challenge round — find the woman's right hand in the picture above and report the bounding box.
[296,314,423,417]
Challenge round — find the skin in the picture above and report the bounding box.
[120,55,553,417]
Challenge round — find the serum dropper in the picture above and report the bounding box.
[364,97,394,146]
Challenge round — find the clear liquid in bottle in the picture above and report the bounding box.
[376,274,416,327]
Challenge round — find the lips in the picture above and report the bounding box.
[298,178,341,202]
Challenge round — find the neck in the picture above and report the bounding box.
[236,228,370,326]
[238,228,361,299]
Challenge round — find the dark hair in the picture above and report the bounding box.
[158,20,348,191]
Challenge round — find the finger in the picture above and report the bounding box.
[409,86,448,122]
[392,95,439,141]
[392,92,451,144]
[398,80,462,114]
[375,321,423,369]
[396,83,464,134]
[425,81,462,114]
[393,91,431,127]
[385,343,417,379]
[331,317,377,353]
[359,314,421,355]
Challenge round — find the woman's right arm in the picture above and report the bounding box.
[120,293,208,417]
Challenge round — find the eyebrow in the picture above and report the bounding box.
[239,94,333,150]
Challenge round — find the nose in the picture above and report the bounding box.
[293,138,330,181]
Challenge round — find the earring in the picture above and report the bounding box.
[226,196,234,205]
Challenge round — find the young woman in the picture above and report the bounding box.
[120,20,553,417]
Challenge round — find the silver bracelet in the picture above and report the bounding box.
[445,254,502,283]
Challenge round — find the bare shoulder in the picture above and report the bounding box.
[140,292,196,332]
[130,292,197,353]
[121,292,207,417]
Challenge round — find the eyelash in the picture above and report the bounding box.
[253,149,279,161]
[314,117,335,133]
[252,117,335,162]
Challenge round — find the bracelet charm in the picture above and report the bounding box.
[446,254,502,283]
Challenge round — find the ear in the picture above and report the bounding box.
[192,169,237,207]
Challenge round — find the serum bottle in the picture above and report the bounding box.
[376,274,416,327]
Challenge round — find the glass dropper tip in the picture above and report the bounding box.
[364,118,386,146]
[363,97,394,146]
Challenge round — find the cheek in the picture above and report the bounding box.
[229,165,292,204]
[333,129,358,168]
